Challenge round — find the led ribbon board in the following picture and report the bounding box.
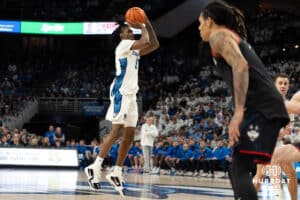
[0,20,141,35]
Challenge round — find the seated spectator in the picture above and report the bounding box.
[128,143,137,168]
[41,137,51,147]
[164,140,182,175]
[29,136,39,147]
[103,141,119,170]
[127,141,143,170]
[54,139,61,148]
[208,139,230,178]
[151,141,171,174]
[85,138,100,165]
[193,139,213,176]
[54,127,65,145]
[12,133,22,147]
[0,135,9,146]
[45,125,56,146]
[77,139,88,170]
[174,143,194,176]
[133,141,144,170]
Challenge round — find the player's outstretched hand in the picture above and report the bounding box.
[127,21,145,29]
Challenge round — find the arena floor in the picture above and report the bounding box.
[0,169,298,200]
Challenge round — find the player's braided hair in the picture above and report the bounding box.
[202,0,247,40]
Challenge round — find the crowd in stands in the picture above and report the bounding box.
[0,61,38,130]
[247,9,300,63]
[1,0,183,22]
[43,57,111,98]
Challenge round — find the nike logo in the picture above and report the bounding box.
[88,169,94,180]
[111,176,121,187]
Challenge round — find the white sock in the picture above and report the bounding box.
[95,156,104,168]
[113,166,123,176]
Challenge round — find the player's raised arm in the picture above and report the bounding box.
[128,22,150,51]
[139,15,160,56]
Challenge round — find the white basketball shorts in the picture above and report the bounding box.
[105,94,138,127]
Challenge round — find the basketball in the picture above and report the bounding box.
[125,7,146,24]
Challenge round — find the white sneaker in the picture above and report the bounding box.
[176,170,184,176]
[208,173,215,178]
[106,172,125,196]
[193,171,199,177]
[151,167,158,174]
[185,171,193,176]
[201,172,209,177]
[153,167,160,175]
[85,164,101,189]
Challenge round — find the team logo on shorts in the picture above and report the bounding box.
[124,114,127,119]
[247,124,259,142]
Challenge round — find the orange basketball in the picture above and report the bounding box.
[125,7,146,24]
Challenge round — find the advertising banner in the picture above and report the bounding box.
[83,22,119,34]
[0,147,78,167]
[82,102,106,116]
[0,20,21,33]
[21,21,83,34]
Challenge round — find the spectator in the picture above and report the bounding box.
[0,135,9,146]
[45,125,56,146]
[86,138,100,165]
[151,141,171,174]
[140,116,159,173]
[42,137,51,147]
[208,139,230,178]
[77,139,88,170]
[164,140,182,175]
[54,127,65,145]
[12,134,22,147]
[193,139,213,176]
[175,143,194,176]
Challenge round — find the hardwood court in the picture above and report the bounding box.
[0,169,298,200]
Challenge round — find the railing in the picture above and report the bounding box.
[38,97,142,114]
[2,99,38,129]
[38,97,104,113]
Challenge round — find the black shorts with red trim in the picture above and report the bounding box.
[233,110,286,164]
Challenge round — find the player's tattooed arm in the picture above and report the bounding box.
[209,30,249,112]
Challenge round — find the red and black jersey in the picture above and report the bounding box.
[211,39,289,127]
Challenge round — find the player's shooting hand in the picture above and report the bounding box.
[228,111,243,146]
[127,21,145,29]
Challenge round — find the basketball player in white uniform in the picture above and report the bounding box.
[252,74,300,200]
[85,14,159,196]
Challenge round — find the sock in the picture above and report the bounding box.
[113,166,123,176]
[95,156,104,168]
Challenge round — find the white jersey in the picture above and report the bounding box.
[110,39,140,96]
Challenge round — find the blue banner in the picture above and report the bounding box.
[295,162,300,181]
[82,102,106,116]
[0,20,21,33]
